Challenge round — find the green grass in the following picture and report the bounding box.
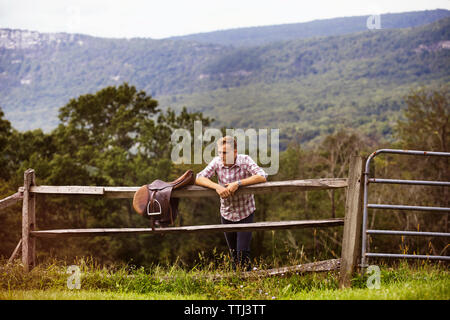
[0,289,204,300]
[1,258,448,300]
[290,278,449,300]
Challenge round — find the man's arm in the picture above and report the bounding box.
[195,176,232,198]
[225,174,266,196]
[195,176,220,190]
[239,174,267,186]
[195,158,233,199]
[226,155,268,195]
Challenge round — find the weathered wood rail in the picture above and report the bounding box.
[3,156,365,288]
[30,219,344,238]
[0,191,23,211]
[21,178,348,198]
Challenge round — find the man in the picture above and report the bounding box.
[195,136,268,271]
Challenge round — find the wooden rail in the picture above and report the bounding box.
[22,178,348,198]
[13,156,365,289]
[238,258,341,279]
[0,192,23,211]
[30,219,344,238]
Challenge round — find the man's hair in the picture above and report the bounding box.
[217,135,237,150]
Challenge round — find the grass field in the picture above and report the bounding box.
[1,258,448,300]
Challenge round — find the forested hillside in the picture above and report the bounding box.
[0,10,448,149]
[159,16,450,148]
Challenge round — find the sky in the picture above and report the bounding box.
[0,0,449,39]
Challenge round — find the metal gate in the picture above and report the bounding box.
[361,149,450,267]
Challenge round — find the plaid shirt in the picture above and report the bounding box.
[196,154,268,221]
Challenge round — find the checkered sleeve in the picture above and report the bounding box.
[244,155,268,179]
[196,157,218,179]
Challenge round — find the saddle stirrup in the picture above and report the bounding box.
[147,198,162,216]
[147,190,162,217]
[147,191,162,231]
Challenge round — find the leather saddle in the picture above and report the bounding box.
[132,170,195,228]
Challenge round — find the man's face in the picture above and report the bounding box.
[218,143,236,166]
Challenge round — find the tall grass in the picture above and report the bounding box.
[0,257,448,300]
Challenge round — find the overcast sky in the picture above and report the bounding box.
[0,0,449,39]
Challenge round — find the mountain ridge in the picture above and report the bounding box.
[167,9,450,46]
[2,9,449,49]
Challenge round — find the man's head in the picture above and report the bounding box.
[217,136,237,166]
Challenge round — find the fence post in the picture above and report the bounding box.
[22,169,36,272]
[339,155,365,288]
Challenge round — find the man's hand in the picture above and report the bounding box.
[225,181,239,196]
[216,185,232,198]
[196,176,233,198]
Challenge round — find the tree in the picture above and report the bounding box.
[395,84,449,153]
[385,85,450,255]
[54,83,159,184]
[317,129,367,218]
[0,107,12,180]
[394,85,449,196]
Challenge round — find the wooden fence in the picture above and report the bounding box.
[1,156,365,288]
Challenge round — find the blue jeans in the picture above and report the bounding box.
[221,212,254,252]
